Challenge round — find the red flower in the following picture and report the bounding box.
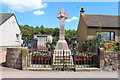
[98,33,102,35]
[105,46,109,49]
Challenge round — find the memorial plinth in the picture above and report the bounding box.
[53,8,73,68]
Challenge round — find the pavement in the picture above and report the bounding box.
[0,67,119,78]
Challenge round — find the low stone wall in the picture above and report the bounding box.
[100,48,119,71]
[5,47,28,70]
[0,48,7,63]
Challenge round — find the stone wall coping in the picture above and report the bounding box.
[7,47,28,49]
[105,51,120,53]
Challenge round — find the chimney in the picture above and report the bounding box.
[80,8,85,15]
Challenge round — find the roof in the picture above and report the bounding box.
[0,13,14,25]
[82,14,119,28]
[34,34,52,37]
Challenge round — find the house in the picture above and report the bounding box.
[0,13,22,47]
[34,34,52,50]
[0,13,22,63]
[77,8,120,43]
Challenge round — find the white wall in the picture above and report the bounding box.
[47,35,52,43]
[34,35,52,47]
[38,37,47,46]
[0,15,22,47]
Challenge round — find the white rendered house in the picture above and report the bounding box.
[0,13,22,47]
[0,13,22,63]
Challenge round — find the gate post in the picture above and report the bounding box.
[22,47,28,70]
[99,48,105,70]
[6,47,28,70]
[72,40,77,71]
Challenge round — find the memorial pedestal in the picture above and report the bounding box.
[55,40,69,50]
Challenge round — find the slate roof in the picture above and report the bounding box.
[0,13,14,25]
[34,34,52,37]
[82,14,119,28]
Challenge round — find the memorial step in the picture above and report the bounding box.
[54,59,70,61]
[53,64,74,68]
[54,54,72,56]
[54,62,72,64]
[54,56,71,57]
[55,58,71,60]
[54,59,72,62]
[54,60,71,62]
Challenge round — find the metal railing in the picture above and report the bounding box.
[26,40,99,70]
[73,52,99,68]
[27,50,53,68]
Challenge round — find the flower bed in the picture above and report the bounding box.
[31,51,52,61]
[75,57,92,61]
[75,53,94,61]
[32,56,51,61]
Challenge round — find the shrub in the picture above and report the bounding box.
[82,38,99,53]
[32,51,52,57]
[102,41,120,52]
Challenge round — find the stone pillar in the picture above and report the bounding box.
[6,47,28,70]
[99,48,105,70]
[21,47,28,70]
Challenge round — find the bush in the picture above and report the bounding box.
[102,41,120,52]
[82,38,99,53]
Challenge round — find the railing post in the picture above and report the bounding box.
[74,49,76,71]
[51,42,54,70]
[63,50,65,71]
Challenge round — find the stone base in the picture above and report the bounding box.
[53,50,74,68]
[55,40,69,50]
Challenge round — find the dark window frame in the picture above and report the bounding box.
[96,31,115,41]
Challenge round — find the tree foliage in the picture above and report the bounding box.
[20,25,76,43]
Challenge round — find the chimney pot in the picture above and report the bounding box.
[80,8,85,15]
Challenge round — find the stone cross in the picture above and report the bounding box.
[53,8,73,67]
[57,8,68,40]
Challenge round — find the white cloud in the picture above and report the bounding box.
[66,16,78,22]
[1,0,47,12]
[33,10,44,15]
[7,10,14,13]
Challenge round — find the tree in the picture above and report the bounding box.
[20,25,76,44]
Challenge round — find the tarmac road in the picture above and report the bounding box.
[1,67,118,78]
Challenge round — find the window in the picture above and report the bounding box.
[16,34,19,40]
[96,31,115,41]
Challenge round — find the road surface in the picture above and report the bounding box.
[1,67,119,78]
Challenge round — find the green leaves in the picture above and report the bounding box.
[102,41,120,52]
[20,25,76,44]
